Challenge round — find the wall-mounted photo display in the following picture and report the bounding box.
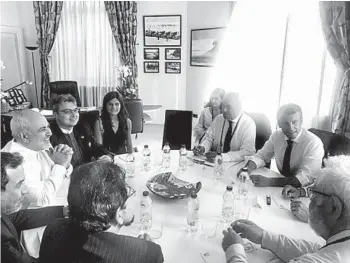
[144,61,159,73]
[165,62,181,74]
[165,48,181,60]
[143,15,181,46]
[144,48,160,60]
[190,27,226,67]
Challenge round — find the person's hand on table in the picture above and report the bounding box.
[192,145,205,156]
[222,227,244,251]
[290,199,309,223]
[231,220,264,245]
[98,155,113,163]
[282,185,301,199]
[205,151,217,163]
[249,174,271,187]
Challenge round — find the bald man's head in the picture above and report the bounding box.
[222,92,242,120]
[10,110,52,151]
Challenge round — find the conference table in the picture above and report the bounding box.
[50,150,325,263]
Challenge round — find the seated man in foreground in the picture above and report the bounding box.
[193,92,256,162]
[1,152,68,263]
[39,161,164,263]
[222,155,350,262]
[239,103,324,187]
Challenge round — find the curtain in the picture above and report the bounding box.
[105,1,138,98]
[49,1,120,107]
[33,1,63,108]
[319,1,350,136]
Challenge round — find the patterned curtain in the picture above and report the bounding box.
[33,1,63,107]
[319,2,350,135]
[104,1,138,99]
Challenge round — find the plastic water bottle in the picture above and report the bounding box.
[238,167,252,197]
[214,152,224,179]
[140,191,152,231]
[179,144,187,170]
[126,152,135,177]
[162,142,171,168]
[222,186,234,223]
[142,145,151,172]
[187,192,200,233]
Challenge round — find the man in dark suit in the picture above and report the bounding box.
[39,161,164,263]
[50,94,113,167]
[1,152,68,263]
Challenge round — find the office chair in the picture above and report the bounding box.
[49,81,82,107]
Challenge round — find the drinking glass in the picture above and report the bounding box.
[149,220,163,239]
[200,218,218,238]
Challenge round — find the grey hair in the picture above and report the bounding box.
[276,103,303,122]
[315,155,350,216]
[10,110,31,138]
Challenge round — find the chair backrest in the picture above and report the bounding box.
[162,110,193,150]
[49,81,82,107]
[308,128,350,158]
[245,112,272,151]
[124,99,143,134]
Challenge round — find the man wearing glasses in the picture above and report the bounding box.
[222,155,350,262]
[50,94,113,167]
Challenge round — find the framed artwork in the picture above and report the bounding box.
[165,62,181,74]
[144,48,160,60]
[165,48,181,60]
[143,15,181,46]
[144,61,159,73]
[190,27,226,67]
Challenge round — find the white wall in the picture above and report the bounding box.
[137,1,187,124]
[186,1,231,116]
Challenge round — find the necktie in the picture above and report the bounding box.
[223,121,233,153]
[282,140,294,177]
[64,132,84,166]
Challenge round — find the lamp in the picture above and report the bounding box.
[25,45,39,107]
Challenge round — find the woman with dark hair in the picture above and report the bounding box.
[94,91,133,154]
[194,88,226,144]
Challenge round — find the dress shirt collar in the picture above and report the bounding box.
[284,128,303,144]
[326,229,350,245]
[228,112,242,123]
[6,139,52,154]
[59,126,73,134]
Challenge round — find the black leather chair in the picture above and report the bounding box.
[124,99,144,137]
[162,110,193,150]
[49,81,82,107]
[245,112,272,151]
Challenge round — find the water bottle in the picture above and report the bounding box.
[142,145,151,172]
[162,142,171,168]
[187,192,200,233]
[214,152,224,179]
[238,167,252,197]
[126,152,135,177]
[179,144,187,170]
[222,186,234,223]
[140,191,152,231]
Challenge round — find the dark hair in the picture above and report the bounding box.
[51,94,77,113]
[67,161,128,233]
[101,91,129,142]
[277,103,303,122]
[1,152,23,190]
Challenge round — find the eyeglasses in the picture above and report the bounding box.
[307,187,332,199]
[59,108,80,115]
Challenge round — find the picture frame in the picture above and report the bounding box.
[9,89,17,97]
[143,15,182,47]
[190,27,226,67]
[144,61,159,73]
[165,48,181,60]
[144,48,160,60]
[165,62,181,74]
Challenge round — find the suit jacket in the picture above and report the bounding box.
[39,218,164,263]
[1,206,64,263]
[50,121,110,167]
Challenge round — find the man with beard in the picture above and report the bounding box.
[222,155,350,262]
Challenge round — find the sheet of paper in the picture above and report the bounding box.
[39,109,53,116]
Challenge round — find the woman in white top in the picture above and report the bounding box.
[194,88,226,144]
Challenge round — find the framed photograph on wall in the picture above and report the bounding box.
[190,27,226,67]
[143,15,181,46]
[144,48,160,60]
[165,62,181,74]
[144,61,159,73]
[165,48,181,60]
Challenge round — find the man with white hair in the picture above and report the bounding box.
[222,155,350,262]
[1,109,73,207]
[193,92,256,162]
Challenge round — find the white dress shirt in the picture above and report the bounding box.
[1,139,72,207]
[226,230,350,263]
[250,128,324,186]
[59,127,73,134]
[200,113,256,162]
